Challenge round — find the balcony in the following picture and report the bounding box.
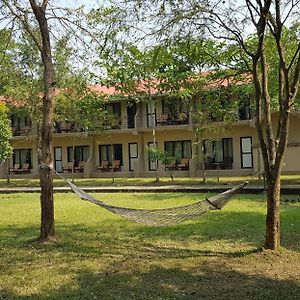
[238,106,252,120]
[54,121,76,133]
[12,126,31,136]
[11,114,32,136]
[54,116,135,132]
[155,112,190,126]
[53,113,192,134]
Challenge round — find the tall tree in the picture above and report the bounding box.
[99,0,300,249]
[1,1,96,241]
[0,103,12,163]
[204,0,300,250]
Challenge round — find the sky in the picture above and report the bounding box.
[55,0,102,10]
[1,0,299,79]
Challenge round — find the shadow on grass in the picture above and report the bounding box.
[0,202,300,254]
[1,203,300,300]
[1,259,300,300]
[0,193,299,273]
[1,205,298,262]
[0,210,263,247]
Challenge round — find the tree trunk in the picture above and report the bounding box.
[265,176,281,249]
[152,128,159,182]
[199,136,206,184]
[30,2,55,241]
[6,158,10,184]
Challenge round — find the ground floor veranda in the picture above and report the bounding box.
[2,118,300,179]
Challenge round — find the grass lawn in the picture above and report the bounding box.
[2,174,300,188]
[0,192,299,299]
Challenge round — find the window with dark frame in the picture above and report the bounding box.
[164,140,192,163]
[99,144,123,165]
[240,137,253,168]
[162,98,189,116]
[67,146,90,167]
[54,147,63,173]
[238,95,252,120]
[203,138,233,169]
[13,149,32,168]
[105,102,121,117]
[128,143,138,171]
[11,114,31,132]
[222,138,233,162]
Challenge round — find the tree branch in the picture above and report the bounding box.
[42,0,49,9]
[2,0,43,52]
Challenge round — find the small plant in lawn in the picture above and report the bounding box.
[148,147,177,181]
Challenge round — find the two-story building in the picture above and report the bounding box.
[1,84,300,179]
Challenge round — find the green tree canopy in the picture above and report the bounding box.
[0,103,12,162]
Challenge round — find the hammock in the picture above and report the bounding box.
[66,180,248,226]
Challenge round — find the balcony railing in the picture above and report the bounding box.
[238,106,253,120]
[153,112,190,126]
[13,109,253,137]
[53,113,192,134]
[52,110,252,134]
[12,126,31,136]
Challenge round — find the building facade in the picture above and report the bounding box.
[1,87,300,179]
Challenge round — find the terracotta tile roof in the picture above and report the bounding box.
[0,95,28,107]
[1,72,252,106]
[88,85,119,95]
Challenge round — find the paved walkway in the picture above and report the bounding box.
[1,184,300,194]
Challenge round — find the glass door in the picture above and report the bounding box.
[147,101,156,127]
[129,143,138,171]
[54,147,63,172]
[127,102,136,129]
[240,137,253,168]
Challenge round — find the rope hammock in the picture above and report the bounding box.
[66,179,248,226]
[43,163,248,226]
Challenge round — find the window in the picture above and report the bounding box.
[204,138,233,169]
[147,102,156,127]
[105,102,121,117]
[222,138,233,162]
[129,143,138,171]
[13,149,32,168]
[239,95,252,120]
[162,98,189,115]
[67,146,90,167]
[11,114,31,135]
[164,140,192,163]
[54,147,63,173]
[240,137,253,168]
[99,144,123,165]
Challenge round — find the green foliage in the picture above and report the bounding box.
[55,86,108,132]
[0,28,100,131]
[148,147,177,180]
[148,147,176,166]
[98,39,221,98]
[52,36,92,89]
[220,26,300,109]
[0,29,32,97]
[0,103,12,162]
[16,29,42,80]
